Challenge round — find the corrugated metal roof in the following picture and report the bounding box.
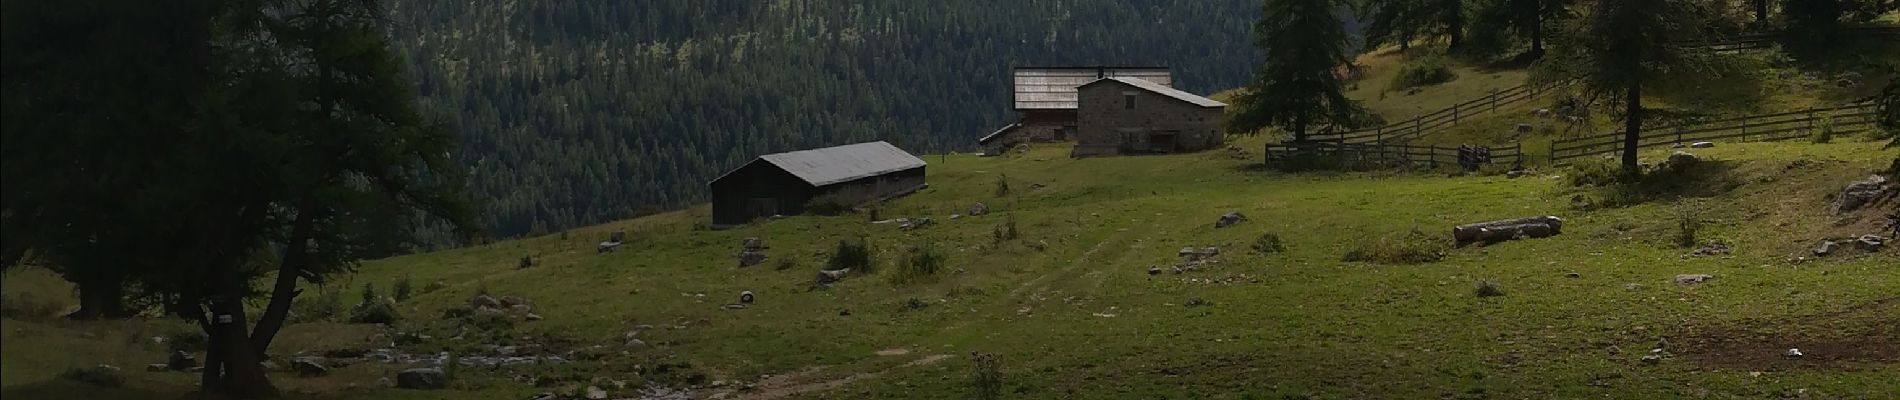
[748,141,926,187]
[1087,77,1226,108]
[1014,67,1172,110]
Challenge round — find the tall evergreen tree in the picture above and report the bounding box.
[1229,0,1369,149]
[1535,0,1718,171]
[1471,0,1575,56]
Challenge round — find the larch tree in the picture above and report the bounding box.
[1533,0,1719,171]
[1228,0,1370,154]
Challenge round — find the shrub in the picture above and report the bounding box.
[1341,228,1448,265]
[1810,116,1835,143]
[350,300,400,325]
[1390,55,1456,89]
[1673,202,1701,248]
[994,174,1011,197]
[826,238,874,273]
[992,214,1020,243]
[517,255,535,269]
[970,352,1003,400]
[290,288,345,323]
[896,243,946,283]
[163,327,208,353]
[1564,157,1635,187]
[1251,233,1286,254]
[1475,280,1505,297]
[393,277,414,303]
[902,297,931,311]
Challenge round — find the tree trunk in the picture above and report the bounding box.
[1754,0,1769,27]
[1528,12,1544,56]
[1293,113,1309,143]
[1623,82,1642,171]
[67,270,129,320]
[250,206,317,355]
[204,269,277,398]
[1446,0,1465,50]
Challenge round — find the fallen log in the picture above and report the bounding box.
[1454,216,1563,245]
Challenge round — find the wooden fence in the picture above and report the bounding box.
[1304,81,1572,145]
[1265,141,1524,169]
[1548,102,1880,164]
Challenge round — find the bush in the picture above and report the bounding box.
[1341,228,1448,265]
[992,214,1020,243]
[1810,116,1835,143]
[970,352,1003,400]
[290,288,345,323]
[1251,233,1286,254]
[1564,157,1635,187]
[1673,202,1701,248]
[1475,280,1505,297]
[517,255,535,269]
[994,174,1011,197]
[1390,55,1456,89]
[896,243,946,283]
[163,327,208,353]
[393,277,414,303]
[826,238,874,273]
[350,300,400,325]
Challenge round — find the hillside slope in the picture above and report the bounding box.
[6,136,1893,399]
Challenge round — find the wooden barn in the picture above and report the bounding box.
[709,141,927,227]
[1071,77,1227,157]
[980,66,1173,155]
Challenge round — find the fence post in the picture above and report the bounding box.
[1415,117,1423,137]
[1739,115,1748,140]
[1806,108,1815,139]
[1453,104,1461,125]
[1428,144,1437,168]
[1491,91,1499,113]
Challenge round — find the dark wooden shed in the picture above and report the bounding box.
[709,141,927,227]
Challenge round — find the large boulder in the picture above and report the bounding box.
[737,250,768,268]
[1215,212,1246,229]
[396,367,448,390]
[1856,235,1886,252]
[814,269,849,286]
[471,294,503,310]
[1831,175,1892,215]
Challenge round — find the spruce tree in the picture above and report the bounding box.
[1535,0,1718,171]
[1229,0,1370,152]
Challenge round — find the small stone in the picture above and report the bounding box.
[740,290,755,304]
[1689,141,1715,148]
[1215,212,1246,229]
[1147,266,1161,275]
[1814,240,1839,257]
[969,203,989,216]
[1784,348,1804,358]
[1673,274,1714,285]
[525,313,543,321]
[1641,354,1663,365]
[1855,235,1885,252]
[167,350,197,371]
[291,357,329,377]
[146,364,169,372]
[815,269,849,285]
[838,308,852,316]
[623,338,647,348]
[585,385,609,400]
[1565,272,1581,278]
[1516,123,1534,133]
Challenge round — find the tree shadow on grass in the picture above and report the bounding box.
[1574,158,1747,209]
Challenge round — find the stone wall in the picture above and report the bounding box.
[1073,81,1224,157]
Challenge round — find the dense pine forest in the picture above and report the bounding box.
[385,0,1280,237]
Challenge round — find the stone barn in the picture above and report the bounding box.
[1071,77,1227,157]
[710,141,927,227]
[980,66,1173,155]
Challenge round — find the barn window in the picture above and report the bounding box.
[1123,92,1137,109]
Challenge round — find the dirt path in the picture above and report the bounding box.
[718,353,954,400]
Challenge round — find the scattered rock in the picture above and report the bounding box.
[1625,283,1643,290]
[1689,141,1715,148]
[529,393,561,400]
[899,218,934,230]
[499,296,528,308]
[1673,274,1714,285]
[1506,170,1528,179]
[1784,348,1804,358]
[838,308,852,316]
[1830,176,1892,214]
[1855,235,1885,252]
[167,350,197,371]
[1147,266,1161,275]
[1666,151,1700,169]
[525,313,543,321]
[970,203,989,216]
[814,269,849,286]
[1689,242,1731,257]
[1515,123,1534,133]
[1640,354,1663,365]
[1215,212,1246,229]
[720,304,747,310]
[742,237,763,251]
[585,385,609,400]
[1813,240,1839,257]
[737,250,768,268]
[291,357,329,377]
[949,214,961,220]
[623,338,647,348]
[1565,272,1581,278]
[396,368,448,390]
[1178,247,1200,257]
[146,364,169,372]
[740,290,754,304]
[471,294,503,310]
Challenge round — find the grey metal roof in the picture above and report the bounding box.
[1086,77,1227,108]
[750,141,926,187]
[1014,67,1172,110]
[977,122,1022,144]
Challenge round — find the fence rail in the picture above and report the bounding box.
[1264,141,1523,169]
[1548,103,1879,164]
[1303,80,1573,145]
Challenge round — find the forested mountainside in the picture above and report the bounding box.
[385,0,1285,237]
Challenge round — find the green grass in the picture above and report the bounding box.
[5,138,1896,400]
